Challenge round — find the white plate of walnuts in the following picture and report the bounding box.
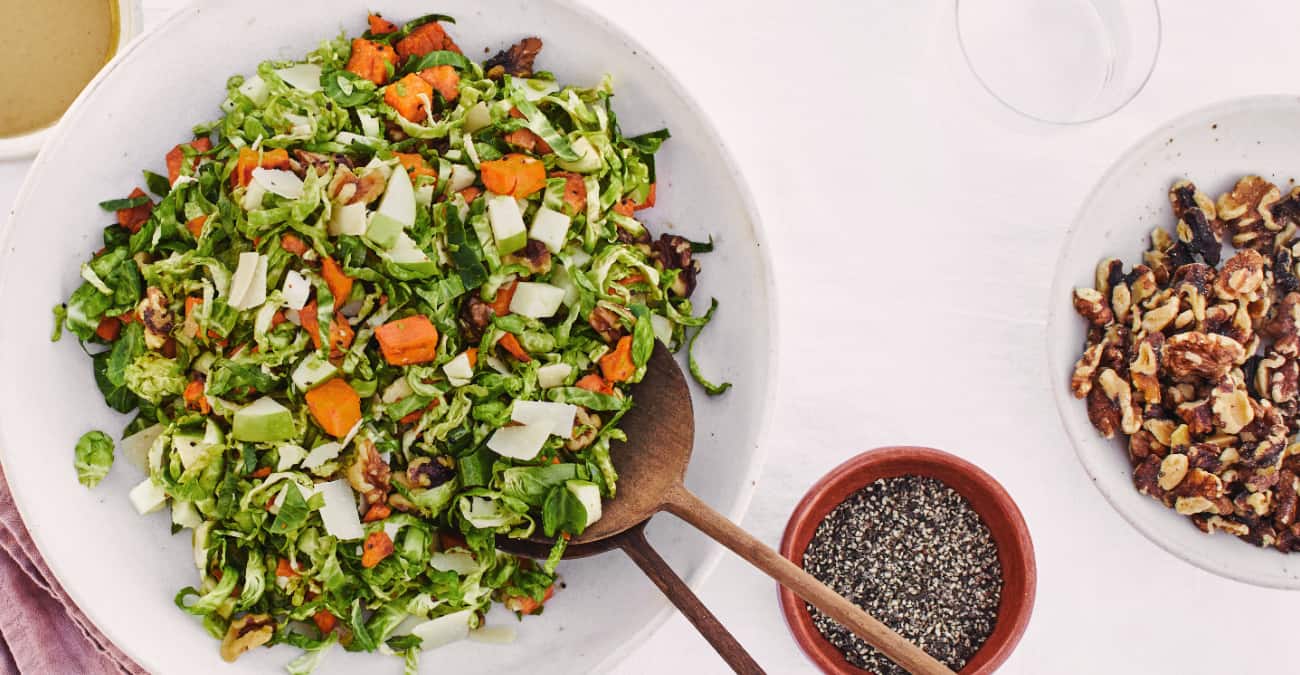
[1049,95,1300,589]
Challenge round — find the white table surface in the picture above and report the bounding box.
[4,1,1296,673]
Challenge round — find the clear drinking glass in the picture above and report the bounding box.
[956,0,1161,124]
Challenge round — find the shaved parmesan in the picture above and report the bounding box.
[510,400,577,436]
[252,167,304,199]
[410,610,474,651]
[314,480,363,540]
[275,63,322,92]
[486,423,550,460]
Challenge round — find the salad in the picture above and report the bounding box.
[53,11,727,671]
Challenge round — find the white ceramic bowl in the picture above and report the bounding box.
[0,0,144,159]
[0,1,777,672]
[1048,95,1300,589]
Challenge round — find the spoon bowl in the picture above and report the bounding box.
[499,343,956,675]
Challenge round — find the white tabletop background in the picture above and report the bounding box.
[3,1,1295,673]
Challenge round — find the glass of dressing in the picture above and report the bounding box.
[0,0,143,159]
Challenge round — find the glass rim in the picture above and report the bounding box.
[954,0,1163,125]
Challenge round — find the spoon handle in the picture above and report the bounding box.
[617,528,765,675]
[661,485,956,675]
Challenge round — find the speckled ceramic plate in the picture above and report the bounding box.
[0,1,777,671]
[1049,95,1300,589]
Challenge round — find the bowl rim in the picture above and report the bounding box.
[0,0,144,160]
[0,0,781,671]
[778,446,1036,675]
[1044,94,1300,590]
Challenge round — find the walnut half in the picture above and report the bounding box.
[221,614,274,662]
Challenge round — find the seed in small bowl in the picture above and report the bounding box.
[802,475,1002,674]
[780,446,1036,675]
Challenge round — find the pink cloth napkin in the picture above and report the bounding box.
[0,468,145,675]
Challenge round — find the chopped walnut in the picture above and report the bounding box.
[1214,249,1267,302]
[485,37,543,78]
[1211,387,1255,434]
[1099,369,1141,435]
[567,407,601,451]
[652,234,699,297]
[587,304,626,344]
[345,438,391,506]
[407,456,454,489]
[1071,176,1300,552]
[1158,453,1189,491]
[137,286,174,350]
[1219,175,1281,225]
[505,239,552,275]
[1073,287,1113,326]
[220,614,274,662]
[1163,332,1245,380]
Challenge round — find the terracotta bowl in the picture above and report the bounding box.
[779,447,1036,674]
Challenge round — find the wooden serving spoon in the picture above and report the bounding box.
[501,343,955,675]
[498,520,763,674]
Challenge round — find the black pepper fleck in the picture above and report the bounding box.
[801,475,1002,675]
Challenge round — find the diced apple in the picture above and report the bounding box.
[415,184,434,208]
[231,397,296,442]
[552,265,578,307]
[508,282,565,319]
[537,363,572,389]
[172,419,223,470]
[443,352,475,387]
[171,500,203,529]
[282,270,310,310]
[486,194,527,255]
[128,478,167,515]
[366,212,406,249]
[463,102,491,134]
[329,201,368,236]
[292,353,338,391]
[565,480,602,528]
[529,206,570,253]
[383,233,440,276]
[238,74,269,105]
[448,164,477,192]
[376,165,416,227]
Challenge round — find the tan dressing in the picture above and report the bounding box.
[0,0,117,137]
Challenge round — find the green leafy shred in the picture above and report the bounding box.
[56,10,728,670]
[74,431,114,488]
